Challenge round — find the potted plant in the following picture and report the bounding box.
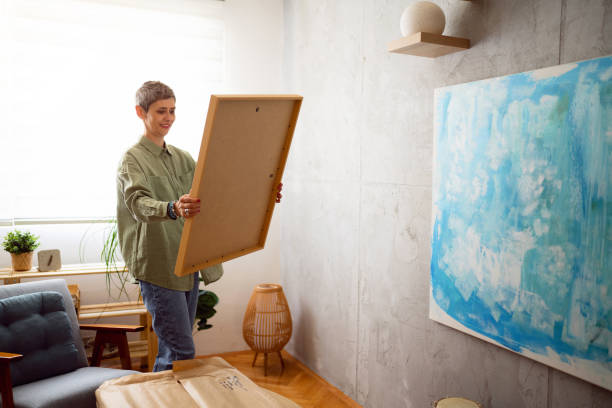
[2,230,41,271]
[195,279,219,331]
[79,219,132,300]
[99,219,131,299]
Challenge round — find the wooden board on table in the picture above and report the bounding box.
[174,95,302,277]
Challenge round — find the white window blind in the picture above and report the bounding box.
[0,0,225,223]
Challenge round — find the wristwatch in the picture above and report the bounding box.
[167,201,178,220]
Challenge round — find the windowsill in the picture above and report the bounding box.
[0,217,115,227]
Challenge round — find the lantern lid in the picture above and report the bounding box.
[254,283,283,293]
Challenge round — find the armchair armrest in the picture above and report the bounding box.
[0,353,22,359]
[79,323,144,333]
[0,352,23,408]
[79,324,145,370]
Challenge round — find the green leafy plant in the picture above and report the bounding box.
[196,276,219,330]
[100,219,131,300]
[79,219,131,300]
[2,230,40,254]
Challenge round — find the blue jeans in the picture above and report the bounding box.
[139,274,199,371]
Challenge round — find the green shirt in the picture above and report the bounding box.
[116,136,223,291]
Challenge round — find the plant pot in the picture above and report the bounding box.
[11,252,34,272]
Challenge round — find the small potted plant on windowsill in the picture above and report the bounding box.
[2,230,41,272]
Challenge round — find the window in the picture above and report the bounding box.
[0,0,225,223]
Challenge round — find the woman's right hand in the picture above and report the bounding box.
[174,194,201,218]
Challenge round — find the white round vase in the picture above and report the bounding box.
[400,1,446,37]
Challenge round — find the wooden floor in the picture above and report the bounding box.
[200,350,362,408]
[99,349,361,407]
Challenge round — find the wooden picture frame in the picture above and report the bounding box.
[174,95,302,277]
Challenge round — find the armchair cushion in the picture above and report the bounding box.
[0,291,84,386]
[11,366,138,408]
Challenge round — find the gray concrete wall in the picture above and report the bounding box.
[279,0,612,407]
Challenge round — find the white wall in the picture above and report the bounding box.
[0,0,285,357]
[224,0,284,94]
[195,0,285,355]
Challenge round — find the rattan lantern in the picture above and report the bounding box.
[242,283,292,376]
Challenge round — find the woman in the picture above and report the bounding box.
[116,81,223,371]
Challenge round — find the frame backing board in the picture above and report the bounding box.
[174,95,302,277]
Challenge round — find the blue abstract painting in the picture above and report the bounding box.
[430,56,612,390]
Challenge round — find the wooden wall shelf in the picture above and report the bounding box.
[388,32,470,58]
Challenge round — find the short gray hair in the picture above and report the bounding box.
[135,81,175,112]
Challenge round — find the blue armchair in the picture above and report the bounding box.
[0,279,140,408]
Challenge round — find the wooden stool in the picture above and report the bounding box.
[434,397,482,408]
[81,324,144,370]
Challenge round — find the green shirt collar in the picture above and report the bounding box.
[139,135,173,156]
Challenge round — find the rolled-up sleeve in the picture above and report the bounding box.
[118,153,168,223]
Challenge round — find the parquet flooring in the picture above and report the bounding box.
[198,350,362,408]
[100,349,361,407]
